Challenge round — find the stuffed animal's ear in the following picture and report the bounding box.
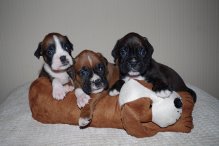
[121,97,158,138]
[143,37,154,57]
[65,36,74,52]
[111,39,121,63]
[34,42,42,59]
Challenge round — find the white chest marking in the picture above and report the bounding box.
[123,75,145,82]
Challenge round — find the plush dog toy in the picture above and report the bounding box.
[29,63,195,138]
[119,79,182,128]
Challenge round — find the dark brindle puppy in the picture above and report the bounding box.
[109,32,196,102]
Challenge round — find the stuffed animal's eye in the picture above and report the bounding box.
[139,48,146,56]
[120,48,127,57]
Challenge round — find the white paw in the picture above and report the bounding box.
[64,84,74,93]
[79,117,91,127]
[109,89,120,96]
[52,86,66,100]
[75,88,91,108]
[156,90,172,98]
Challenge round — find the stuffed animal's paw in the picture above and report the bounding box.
[75,88,91,108]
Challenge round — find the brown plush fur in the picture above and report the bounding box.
[29,63,195,137]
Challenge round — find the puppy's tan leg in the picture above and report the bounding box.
[78,92,107,128]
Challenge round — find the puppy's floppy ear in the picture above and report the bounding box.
[65,36,74,52]
[97,53,108,66]
[34,42,42,59]
[111,39,121,63]
[143,37,154,56]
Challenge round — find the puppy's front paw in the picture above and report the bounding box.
[79,117,91,128]
[75,88,91,108]
[109,89,120,96]
[64,84,74,93]
[52,86,66,100]
[156,90,172,98]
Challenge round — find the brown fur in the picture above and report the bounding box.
[29,63,195,137]
[73,50,112,126]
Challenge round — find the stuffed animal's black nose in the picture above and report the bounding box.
[174,98,182,108]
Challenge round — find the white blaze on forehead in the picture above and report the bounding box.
[87,55,93,66]
[51,35,73,70]
[53,35,62,53]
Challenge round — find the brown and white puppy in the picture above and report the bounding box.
[109,32,196,103]
[74,50,109,127]
[34,33,75,100]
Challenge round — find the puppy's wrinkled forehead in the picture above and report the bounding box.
[75,50,102,71]
[41,33,66,49]
[123,36,144,48]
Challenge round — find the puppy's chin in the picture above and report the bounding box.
[91,88,104,94]
[128,71,140,76]
[51,62,72,71]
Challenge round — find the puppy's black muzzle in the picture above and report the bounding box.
[127,57,140,71]
[93,79,102,88]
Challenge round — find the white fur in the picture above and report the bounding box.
[119,79,182,127]
[87,55,93,66]
[123,75,145,82]
[75,88,91,108]
[78,117,91,127]
[109,89,120,96]
[44,63,70,84]
[52,79,66,100]
[128,71,140,76]
[44,63,74,100]
[156,90,172,98]
[90,73,104,93]
[52,35,73,70]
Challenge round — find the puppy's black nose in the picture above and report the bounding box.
[60,56,67,63]
[174,98,182,109]
[128,58,137,66]
[94,79,102,87]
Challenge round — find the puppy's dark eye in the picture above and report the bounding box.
[79,67,90,78]
[47,47,55,56]
[95,63,105,73]
[139,48,146,56]
[62,43,71,52]
[120,48,127,57]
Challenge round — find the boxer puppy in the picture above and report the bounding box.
[34,33,75,100]
[109,32,196,102]
[74,50,109,127]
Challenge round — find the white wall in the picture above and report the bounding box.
[0,0,218,103]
